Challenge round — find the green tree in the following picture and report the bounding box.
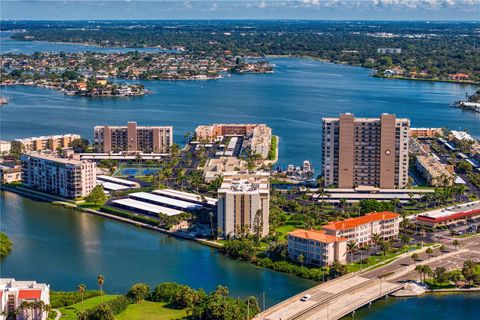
[253,209,264,245]
[85,185,108,206]
[426,247,434,260]
[127,283,150,304]
[97,275,105,302]
[69,138,90,152]
[0,232,13,258]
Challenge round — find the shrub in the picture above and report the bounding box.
[148,282,185,303]
[127,283,150,304]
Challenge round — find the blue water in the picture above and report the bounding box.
[1,57,478,172]
[353,293,480,320]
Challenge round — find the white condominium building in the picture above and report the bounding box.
[322,211,400,247]
[217,172,270,238]
[21,152,96,199]
[0,278,50,320]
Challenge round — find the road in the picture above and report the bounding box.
[256,235,480,320]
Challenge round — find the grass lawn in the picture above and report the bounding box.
[59,295,119,320]
[116,301,188,320]
[275,225,297,241]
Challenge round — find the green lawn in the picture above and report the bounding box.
[116,301,188,320]
[274,225,297,241]
[59,295,119,320]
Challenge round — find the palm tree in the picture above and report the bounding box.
[97,275,105,302]
[78,284,86,310]
[400,234,410,251]
[426,247,434,260]
[391,198,401,213]
[298,253,305,266]
[347,241,358,263]
[339,198,348,217]
[452,240,460,251]
[379,240,391,257]
[371,233,381,255]
[411,253,419,264]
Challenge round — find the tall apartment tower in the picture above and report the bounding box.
[322,113,409,189]
[217,172,270,238]
[94,122,173,153]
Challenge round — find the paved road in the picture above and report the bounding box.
[256,235,480,320]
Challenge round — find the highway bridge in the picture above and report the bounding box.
[255,236,480,320]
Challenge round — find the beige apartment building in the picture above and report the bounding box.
[203,157,247,182]
[15,134,81,152]
[94,122,172,153]
[195,124,272,158]
[217,172,270,238]
[322,113,410,189]
[288,229,347,267]
[415,155,454,187]
[21,153,96,199]
[322,211,400,247]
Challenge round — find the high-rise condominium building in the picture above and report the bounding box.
[15,134,81,152]
[217,172,270,238]
[322,113,410,189]
[94,122,172,153]
[21,153,96,199]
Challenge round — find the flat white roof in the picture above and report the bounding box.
[129,192,202,210]
[315,193,424,200]
[418,201,480,219]
[97,175,138,187]
[98,181,130,191]
[112,198,183,216]
[227,137,238,150]
[153,189,217,206]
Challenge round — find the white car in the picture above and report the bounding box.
[300,294,311,301]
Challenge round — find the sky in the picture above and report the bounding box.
[1,0,480,21]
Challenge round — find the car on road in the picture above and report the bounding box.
[300,294,311,301]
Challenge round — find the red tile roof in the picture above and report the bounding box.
[18,289,42,300]
[323,211,400,231]
[288,229,346,243]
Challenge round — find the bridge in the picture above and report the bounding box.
[255,236,480,320]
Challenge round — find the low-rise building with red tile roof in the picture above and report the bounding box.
[322,211,400,246]
[0,278,50,320]
[287,229,347,266]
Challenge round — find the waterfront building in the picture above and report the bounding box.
[20,152,96,199]
[217,172,270,238]
[322,113,410,189]
[322,211,400,247]
[0,165,22,184]
[14,134,81,152]
[0,141,11,154]
[94,122,173,154]
[195,124,272,159]
[415,201,480,228]
[0,278,50,320]
[415,155,454,187]
[288,229,347,266]
[409,127,444,138]
[203,157,247,182]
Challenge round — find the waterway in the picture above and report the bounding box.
[1,57,478,172]
[352,292,480,320]
[0,191,314,306]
